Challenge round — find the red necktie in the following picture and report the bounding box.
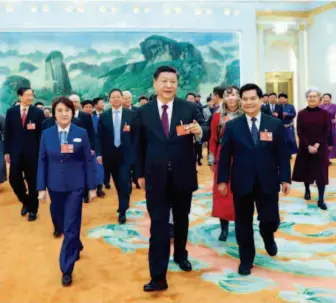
[21,108,27,127]
[161,105,169,137]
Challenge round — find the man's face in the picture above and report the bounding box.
[263,96,269,104]
[69,95,80,110]
[241,89,262,116]
[140,98,148,106]
[186,95,196,102]
[279,97,288,105]
[19,89,34,106]
[95,100,104,111]
[82,104,94,115]
[153,72,178,102]
[123,94,132,108]
[269,95,277,104]
[110,91,123,109]
[195,96,201,102]
[36,104,44,110]
[207,100,214,108]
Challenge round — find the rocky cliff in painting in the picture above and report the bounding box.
[102,35,206,98]
[45,51,72,95]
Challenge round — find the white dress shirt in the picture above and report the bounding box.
[270,104,275,113]
[157,98,173,130]
[74,110,79,118]
[245,112,261,132]
[20,105,30,117]
[57,124,71,133]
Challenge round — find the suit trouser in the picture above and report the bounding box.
[103,161,111,186]
[233,181,280,266]
[49,189,84,275]
[194,143,203,162]
[146,172,192,281]
[108,156,131,215]
[9,156,38,214]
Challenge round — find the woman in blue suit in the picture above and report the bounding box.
[37,96,96,286]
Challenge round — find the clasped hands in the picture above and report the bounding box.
[217,182,291,196]
[308,143,320,154]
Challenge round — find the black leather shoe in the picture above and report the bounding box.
[143,280,168,292]
[304,191,311,200]
[238,263,252,276]
[28,213,37,221]
[264,239,278,257]
[105,183,111,190]
[21,205,28,216]
[174,259,192,272]
[318,200,328,210]
[169,223,174,238]
[62,274,72,286]
[218,229,228,242]
[53,230,62,238]
[83,196,89,203]
[118,214,126,224]
[198,160,202,166]
[97,185,106,197]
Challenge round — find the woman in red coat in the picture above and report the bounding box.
[208,86,243,241]
[292,88,332,210]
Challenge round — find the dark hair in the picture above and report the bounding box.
[17,87,34,96]
[322,93,332,99]
[269,92,277,97]
[153,66,179,80]
[81,100,93,107]
[34,102,44,107]
[213,86,225,98]
[186,92,196,98]
[263,94,269,97]
[52,96,75,118]
[206,96,212,102]
[93,97,104,106]
[108,89,123,98]
[239,83,263,99]
[224,85,240,94]
[278,93,288,99]
[138,95,148,102]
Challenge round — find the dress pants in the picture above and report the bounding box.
[233,181,280,266]
[103,162,111,186]
[146,171,192,281]
[107,150,131,215]
[49,188,84,275]
[9,156,38,214]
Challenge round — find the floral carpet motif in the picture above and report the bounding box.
[88,180,336,302]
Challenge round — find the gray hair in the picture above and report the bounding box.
[122,91,132,98]
[68,94,80,102]
[305,88,321,98]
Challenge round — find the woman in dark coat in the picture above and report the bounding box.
[292,88,332,210]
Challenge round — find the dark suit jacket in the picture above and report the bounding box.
[266,103,283,120]
[4,105,45,162]
[261,104,272,115]
[77,111,95,151]
[96,108,138,165]
[136,97,209,193]
[41,117,82,131]
[37,124,95,192]
[217,113,291,196]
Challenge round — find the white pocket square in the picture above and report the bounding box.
[73,138,82,143]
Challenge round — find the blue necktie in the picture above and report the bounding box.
[59,131,67,145]
[114,110,121,147]
[251,117,259,145]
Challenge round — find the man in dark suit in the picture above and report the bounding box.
[217,83,291,276]
[92,97,105,117]
[42,116,82,131]
[137,66,208,292]
[96,89,138,224]
[4,87,45,221]
[261,94,272,115]
[266,92,283,120]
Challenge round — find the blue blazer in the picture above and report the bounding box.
[37,124,96,192]
[217,113,291,196]
[282,103,296,125]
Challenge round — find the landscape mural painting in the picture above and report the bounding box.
[0,31,240,114]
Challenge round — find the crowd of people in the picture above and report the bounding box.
[0,65,333,291]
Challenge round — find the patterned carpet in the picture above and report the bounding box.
[0,161,335,303]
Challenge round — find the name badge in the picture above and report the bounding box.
[123,123,131,132]
[260,129,273,141]
[61,144,74,154]
[27,122,36,130]
[176,121,191,136]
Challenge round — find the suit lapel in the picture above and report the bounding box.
[168,99,180,140]
[24,106,34,127]
[151,100,167,141]
[14,106,22,127]
[105,109,114,134]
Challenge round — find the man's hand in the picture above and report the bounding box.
[188,120,202,136]
[273,112,279,117]
[4,154,10,164]
[308,145,318,154]
[283,112,288,117]
[38,190,47,203]
[97,156,103,165]
[90,150,95,156]
[138,178,145,190]
[281,182,291,196]
[218,183,228,196]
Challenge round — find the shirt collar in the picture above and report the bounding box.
[57,124,71,133]
[245,111,262,122]
[157,98,174,109]
[112,106,122,113]
[20,105,29,111]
